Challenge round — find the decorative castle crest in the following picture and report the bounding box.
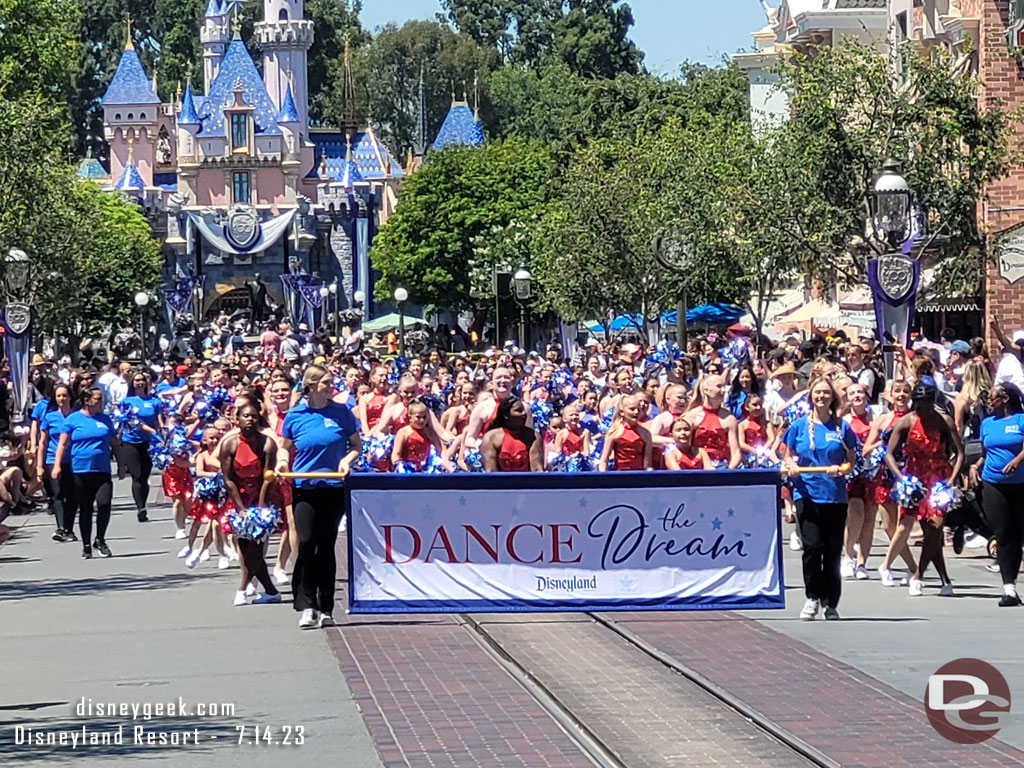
[225,205,261,250]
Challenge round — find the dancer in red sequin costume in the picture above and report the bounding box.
[481,398,542,472]
[683,375,741,468]
[884,378,963,597]
[599,395,652,471]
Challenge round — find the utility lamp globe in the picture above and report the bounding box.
[513,268,532,301]
[353,290,365,304]
[393,287,408,303]
[319,285,330,299]
[869,159,911,245]
[329,281,338,295]
[134,291,150,308]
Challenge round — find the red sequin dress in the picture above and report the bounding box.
[162,459,193,500]
[365,393,387,431]
[846,412,871,502]
[694,407,729,463]
[902,414,952,520]
[561,428,584,456]
[665,445,702,470]
[400,427,431,470]
[613,424,645,470]
[497,429,531,472]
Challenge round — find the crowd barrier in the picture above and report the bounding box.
[341,470,787,614]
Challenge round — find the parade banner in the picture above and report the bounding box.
[347,471,784,614]
[1,304,33,423]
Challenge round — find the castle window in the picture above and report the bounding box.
[115,113,121,120]
[127,113,134,120]
[140,112,146,119]
[230,113,248,152]
[232,171,250,204]
[279,8,288,20]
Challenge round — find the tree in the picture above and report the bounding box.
[776,40,1015,294]
[371,137,552,310]
[342,19,497,156]
[442,0,640,76]
[306,0,365,124]
[0,0,80,107]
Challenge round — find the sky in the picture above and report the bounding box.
[359,0,770,76]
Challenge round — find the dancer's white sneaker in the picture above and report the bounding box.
[176,545,191,558]
[298,609,319,629]
[217,555,230,570]
[232,591,248,606]
[273,567,290,585]
[175,528,187,540]
[185,550,201,569]
[199,549,210,563]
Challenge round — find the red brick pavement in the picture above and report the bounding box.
[613,612,1024,768]
[325,623,594,768]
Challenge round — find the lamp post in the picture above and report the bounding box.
[3,248,32,423]
[653,234,693,347]
[330,280,340,341]
[513,268,532,350]
[394,286,408,358]
[319,284,329,331]
[134,290,149,364]
[866,159,918,380]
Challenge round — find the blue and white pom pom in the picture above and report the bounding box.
[530,400,552,432]
[745,445,779,469]
[928,481,962,514]
[205,386,230,409]
[860,444,886,479]
[891,475,926,508]
[194,473,227,505]
[226,505,281,543]
[720,338,749,367]
[462,449,484,473]
[782,399,811,425]
[149,439,172,471]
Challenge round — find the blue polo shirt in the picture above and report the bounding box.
[281,401,359,488]
[155,378,185,394]
[60,411,116,474]
[783,416,858,503]
[31,398,50,425]
[120,394,163,444]
[39,408,70,466]
[981,413,1024,484]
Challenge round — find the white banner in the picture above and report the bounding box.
[347,471,785,613]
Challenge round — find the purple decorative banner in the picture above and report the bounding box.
[868,255,920,347]
[163,276,204,314]
[2,305,33,422]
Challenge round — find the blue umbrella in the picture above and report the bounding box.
[662,303,744,325]
[586,314,643,334]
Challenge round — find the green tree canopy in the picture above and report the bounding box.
[371,136,552,310]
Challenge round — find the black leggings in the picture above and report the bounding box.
[917,517,950,585]
[983,481,1024,586]
[73,472,112,544]
[121,441,152,512]
[796,499,847,608]
[238,539,278,595]
[292,486,345,613]
[45,464,77,533]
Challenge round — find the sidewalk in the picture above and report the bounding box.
[0,479,382,766]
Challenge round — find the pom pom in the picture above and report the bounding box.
[891,475,926,508]
[149,442,171,471]
[462,449,484,473]
[928,481,962,514]
[860,444,886,479]
[720,338,750,367]
[530,400,552,432]
[193,473,227,506]
[566,454,592,473]
[745,445,779,469]
[419,393,446,418]
[782,399,811,425]
[204,386,230,410]
[113,403,141,434]
[226,505,281,543]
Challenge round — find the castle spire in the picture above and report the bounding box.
[125,14,134,50]
[340,32,357,132]
[473,71,479,120]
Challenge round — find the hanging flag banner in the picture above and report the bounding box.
[347,471,784,614]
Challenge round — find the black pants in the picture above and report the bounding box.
[238,538,278,595]
[45,464,77,533]
[796,499,848,608]
[73,472,112,545]
[121,441,152,513]
[983,481,1024,585]
[292,486,345,613]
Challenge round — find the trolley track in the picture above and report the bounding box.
[457,611,840,768]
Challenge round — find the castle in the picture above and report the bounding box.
[81,0,484,323]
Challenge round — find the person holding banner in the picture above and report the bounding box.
[598,395,652,471]
[481,398,543,472]
[782,376,858,621]
[279,364,361,629]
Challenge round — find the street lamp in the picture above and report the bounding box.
[319,284,330,331]
[513,268,531,350]
[868,159,912,250]
[866,159,918,380]
[134,291,150,361]
[3,248,32,424]
[394,286,408,358]
[653,234,693,347]
[330,280,340,341]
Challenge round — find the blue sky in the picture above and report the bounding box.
[360,0,769,76]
